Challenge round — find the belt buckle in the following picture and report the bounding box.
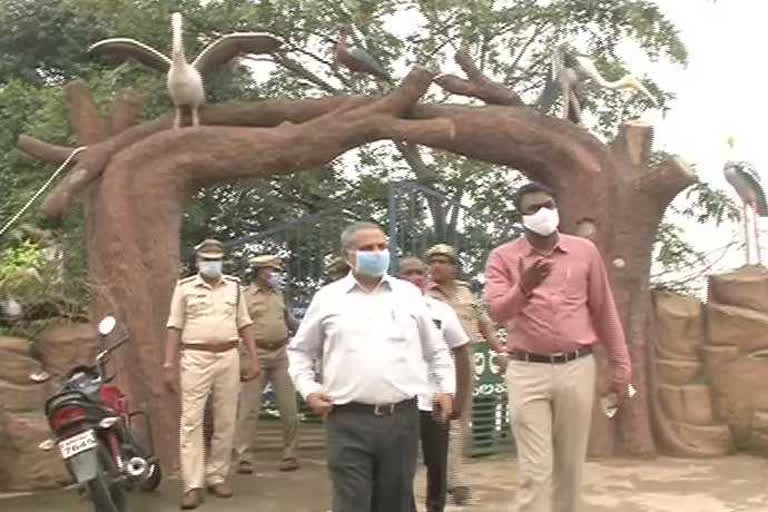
[550,352,564,363]
[373,404,395,416]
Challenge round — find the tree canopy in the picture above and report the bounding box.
[0,0,738,329]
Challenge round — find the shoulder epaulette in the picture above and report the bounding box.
[456,280,471,288]
[179,276,196,284]
[224,275,240,282]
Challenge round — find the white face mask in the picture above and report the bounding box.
[522,207,560,236]
[199,260,223,279]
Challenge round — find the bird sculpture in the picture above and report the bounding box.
[537,43,658,124]
[332,26,393,83]
[723,149,767,265]
[89,12,282,128]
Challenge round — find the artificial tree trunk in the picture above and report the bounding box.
[18,58,695,468]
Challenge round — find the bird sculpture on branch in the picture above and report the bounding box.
[723,139,767,265]
[332,25,393,84]
[89,12,283,129]
[537,43,658,124]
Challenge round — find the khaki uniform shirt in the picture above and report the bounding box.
[244,284,290,345]
[166,274,252,344]
[427,280,489,344]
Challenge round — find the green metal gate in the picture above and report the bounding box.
[387,180,522,457]
[469,344,515,456]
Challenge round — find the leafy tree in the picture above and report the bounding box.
[0,0,734,314]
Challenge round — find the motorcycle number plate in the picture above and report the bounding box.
[59,430,97,459]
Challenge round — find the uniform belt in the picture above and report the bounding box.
[334,398,417,416]
[182,341,239,353]
[509,346,592,364]
[255,338,289,350]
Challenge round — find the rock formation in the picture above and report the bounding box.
[0,323,98,491]
[705,265,768,453]
[650,265,768,456]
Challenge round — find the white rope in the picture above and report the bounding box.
[0,146,87,238]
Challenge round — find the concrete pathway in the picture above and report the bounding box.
[2,453,767,511]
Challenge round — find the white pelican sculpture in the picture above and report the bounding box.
[89,12,282,128]
[537,43,658,124]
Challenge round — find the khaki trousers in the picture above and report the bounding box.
[506,354,595,512]
[180,348,240,492]
[235,345,298,462]
[447,347,473,489]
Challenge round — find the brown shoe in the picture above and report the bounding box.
[180,489,202,509]
[452,486,471,505]
[237,460,254,474]
[279,457,299,472]
[207,482,233,498]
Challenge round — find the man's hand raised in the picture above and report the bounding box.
[519,257,552,296]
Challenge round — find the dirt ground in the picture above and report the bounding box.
[2,452,767,511]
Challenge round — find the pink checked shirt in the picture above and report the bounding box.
[484,234,631,386]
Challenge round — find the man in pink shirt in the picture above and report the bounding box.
[484,182,631,512]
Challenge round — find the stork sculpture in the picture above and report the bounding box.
[332,26,393,83]
[537,43,658,124]
[723,157,767,265]
[89,12,282,128]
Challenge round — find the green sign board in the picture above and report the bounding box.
[472,343,506,397]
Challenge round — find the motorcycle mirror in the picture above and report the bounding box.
[98,316,117,336]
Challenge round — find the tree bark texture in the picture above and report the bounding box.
[18,63,695,467]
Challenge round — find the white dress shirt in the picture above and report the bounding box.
[288,273,456,405]
[418,296,469,411]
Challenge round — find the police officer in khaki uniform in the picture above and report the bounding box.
[424,244,506,506]
[235,255,300,473]
[164,239,261,510]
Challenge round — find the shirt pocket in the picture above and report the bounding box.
[248,301,266,317]
[391,310,418,343]
[187,294,212,317]
[223,299,237,317]
[561,263,587,301]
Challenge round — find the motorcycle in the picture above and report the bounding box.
[39,315,162,511]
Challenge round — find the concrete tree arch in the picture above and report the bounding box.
[19,60,696,468]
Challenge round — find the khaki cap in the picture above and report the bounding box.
[424,243,457,262]
[398,256,426,274]
[194,239,224,258]
[250,254,283,270]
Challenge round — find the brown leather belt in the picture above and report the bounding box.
[509,346,593,364]
[182,341,238,353]
[256,338,289,350]
[334,398,417,416]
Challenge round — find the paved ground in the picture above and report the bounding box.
[3,452,768,511]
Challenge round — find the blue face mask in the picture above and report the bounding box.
[267,273,285,289]
[353,249,390,277]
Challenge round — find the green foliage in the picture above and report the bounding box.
[651,178,741,293]
[0,225,89,336]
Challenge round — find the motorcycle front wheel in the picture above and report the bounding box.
[85,444,127,512]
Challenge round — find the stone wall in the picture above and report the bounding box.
[0,322,98,491]
[652,265,768,456]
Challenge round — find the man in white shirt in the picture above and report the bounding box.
[288,222,456,512]
[398,257,471,512]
